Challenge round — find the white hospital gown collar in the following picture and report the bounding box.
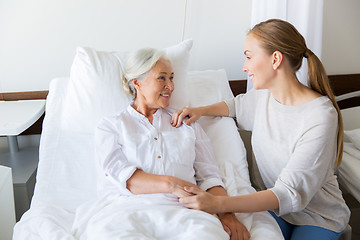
[126,104,163,123]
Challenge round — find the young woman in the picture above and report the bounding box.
[171,19,350,240]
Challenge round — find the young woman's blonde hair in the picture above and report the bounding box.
[122,48,165,98]
[249,19,343,168]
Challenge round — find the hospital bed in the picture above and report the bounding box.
[335,75,360,204]
[332,75,360,240]
[12,40,284,239]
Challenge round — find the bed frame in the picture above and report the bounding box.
[0,73,359,135]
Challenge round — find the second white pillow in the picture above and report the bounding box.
[188,69,234,107]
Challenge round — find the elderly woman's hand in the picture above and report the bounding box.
[171,107,203,128]
[218,213,251,240]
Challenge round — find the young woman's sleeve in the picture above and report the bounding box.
[224,89,260,131]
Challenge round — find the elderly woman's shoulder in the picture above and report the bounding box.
[98,107,131,126]
[110,107,130,119]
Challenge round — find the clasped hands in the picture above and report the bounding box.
[167,176,218,213]
[169,177,250,240]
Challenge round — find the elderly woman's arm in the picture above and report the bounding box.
[127,169,200,197]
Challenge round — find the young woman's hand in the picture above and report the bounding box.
[167,176,201,198]
[179,186,223,214]
[218,213,251,240]
[171,107,203,128]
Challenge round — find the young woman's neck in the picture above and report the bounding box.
[269,70,311,106]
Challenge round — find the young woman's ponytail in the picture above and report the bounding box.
[305,49,343,168]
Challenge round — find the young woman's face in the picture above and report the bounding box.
[243,35,275,89]
[136,58,174,109]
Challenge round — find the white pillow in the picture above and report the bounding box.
[61,39,193,133]
[188,70,251,192]
[165,41,192,110]
[188,69,234,107]
[344,129,360,150]
[199,117,251,188]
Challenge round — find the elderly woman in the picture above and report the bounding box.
[72,48,250,240]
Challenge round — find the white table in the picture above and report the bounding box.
[0,100,46,152]
[0,99,46,221]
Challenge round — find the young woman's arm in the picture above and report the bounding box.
[180,187,279,214]
[171,101,229,127]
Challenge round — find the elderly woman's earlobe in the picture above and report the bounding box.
[132,79,141,89]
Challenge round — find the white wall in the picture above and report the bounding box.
[183,0,251,79]
[322,0,360,75]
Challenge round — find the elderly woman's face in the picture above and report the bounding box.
[137,58,174,109]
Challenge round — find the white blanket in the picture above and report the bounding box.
[72,194,229,240]
[13,201,75,240]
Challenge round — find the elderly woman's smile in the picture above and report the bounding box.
[160,92,171,97]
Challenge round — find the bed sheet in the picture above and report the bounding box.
[13,77,283,239]
[339,143,360,203]
[338,106,360,203]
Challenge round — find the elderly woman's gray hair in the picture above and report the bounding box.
[122,48,166,98]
